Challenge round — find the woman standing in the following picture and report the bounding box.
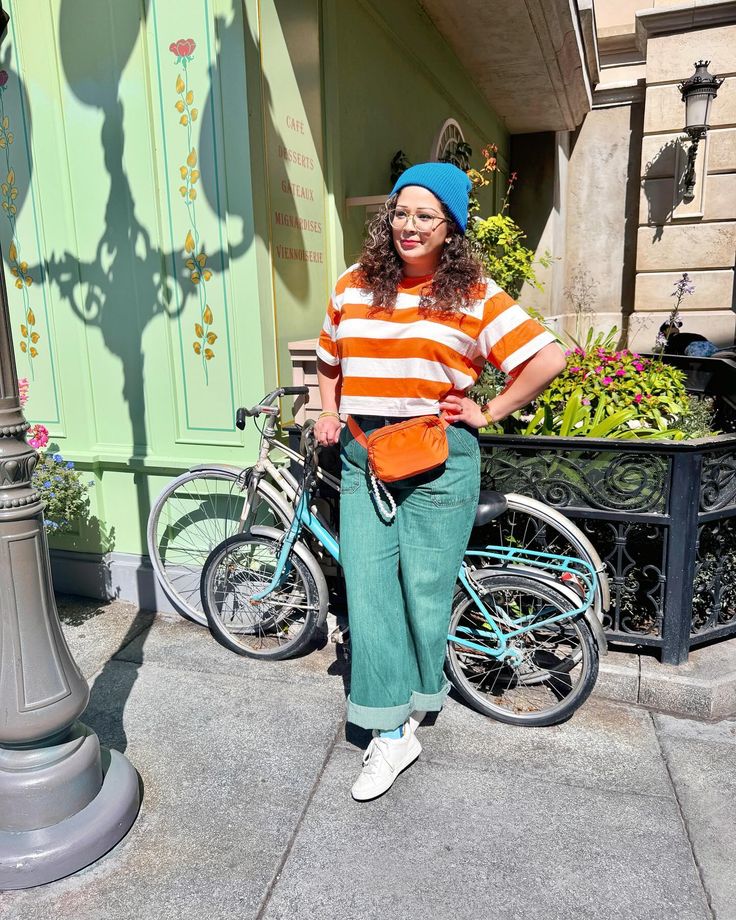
[314,163,565,801]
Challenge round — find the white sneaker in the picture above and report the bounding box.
[351,729,422,801]
[409,710,427,733]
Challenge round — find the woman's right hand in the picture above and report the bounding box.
[314,415,342,446]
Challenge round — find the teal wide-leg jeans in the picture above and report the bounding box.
[339,417,481,731]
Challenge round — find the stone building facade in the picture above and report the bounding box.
[517,0,736,352]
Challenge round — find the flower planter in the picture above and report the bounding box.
[479,355,736,664]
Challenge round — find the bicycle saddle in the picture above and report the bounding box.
[473,490,507,528]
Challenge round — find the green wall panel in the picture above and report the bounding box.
[0,0,506,561]
[1,0,270,556]
[3,2,62,427]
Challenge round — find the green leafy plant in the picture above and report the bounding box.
[514,341,716,440]
[466,145,551,300]
[33,452,93,533]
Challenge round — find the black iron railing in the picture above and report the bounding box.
[479,356,736,664]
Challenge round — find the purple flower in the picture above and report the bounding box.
[672,272,695,297]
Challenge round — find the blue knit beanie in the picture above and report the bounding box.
[390,162,472,232]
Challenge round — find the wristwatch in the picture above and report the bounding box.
[482,406,495,427]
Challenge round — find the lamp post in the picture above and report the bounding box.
[678,60,724,201]
[0,3,139,888]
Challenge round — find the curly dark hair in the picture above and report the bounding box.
[356,194,484,313]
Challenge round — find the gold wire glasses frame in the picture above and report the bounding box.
[387,207,447,232]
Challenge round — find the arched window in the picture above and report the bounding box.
[431,119,471,170]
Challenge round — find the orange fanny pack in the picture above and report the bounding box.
[347,414,449,483]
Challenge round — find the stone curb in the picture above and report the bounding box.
[593,640,736,721]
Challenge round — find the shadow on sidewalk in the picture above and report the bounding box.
[78,606,155,755]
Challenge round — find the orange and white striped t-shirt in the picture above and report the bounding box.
[317,265,557,417]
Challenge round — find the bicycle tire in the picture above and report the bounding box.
[446,571,599,727]
[147,468,292,625]
[477,493,610,622]
[201,532,320,660]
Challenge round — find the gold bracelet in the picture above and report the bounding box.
[318,410,340,421]
[482,406,496,427]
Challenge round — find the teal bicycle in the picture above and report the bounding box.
[199,391,609,727]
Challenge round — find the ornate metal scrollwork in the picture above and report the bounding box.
[700,449,736,513]
[482,448,669,513]
[581,519,666,637]
[0,452,37,486]
[692,518,736,634]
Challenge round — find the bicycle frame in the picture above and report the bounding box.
[238,412,341,530]
[246,465,597,667]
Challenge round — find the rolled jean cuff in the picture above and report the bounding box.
[347,680,450,731]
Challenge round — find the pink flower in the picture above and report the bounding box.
[564,349,573,356]
[581,398,591,406]
[615,368,626,376]
[634,394,643,404]
[169,38,196,59]
[0,71,8,88]
[595,365,603,374]
[574,347,585,356]
[569,366,581,373]
[18,377,29,407]
[633,362,644,372]
[601,376,613,386]
[27,423,49,450]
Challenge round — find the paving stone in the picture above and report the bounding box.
[57,594,154,680]
[112,609,347,691]
[0,661,345,920]
[260,748,711,920]
[655,714,736,920]
[398,694,673,798]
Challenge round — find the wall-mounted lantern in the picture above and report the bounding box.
[678,61,724,201]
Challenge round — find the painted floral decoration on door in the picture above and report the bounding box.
[0,69,39,377]
[169,38,217,382]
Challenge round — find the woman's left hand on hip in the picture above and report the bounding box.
[438,395,487,429]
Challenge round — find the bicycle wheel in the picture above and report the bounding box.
[446,571,599,727]
[201,532,320,659]
[474,493,609,621]
[147,469,291,625]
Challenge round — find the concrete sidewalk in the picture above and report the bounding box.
[1,597,734,920]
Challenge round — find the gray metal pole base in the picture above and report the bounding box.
[0,723,139,889]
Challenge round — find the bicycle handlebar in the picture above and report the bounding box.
[235,386,310,429]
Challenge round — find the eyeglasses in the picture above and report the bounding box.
[388,207,447,232]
